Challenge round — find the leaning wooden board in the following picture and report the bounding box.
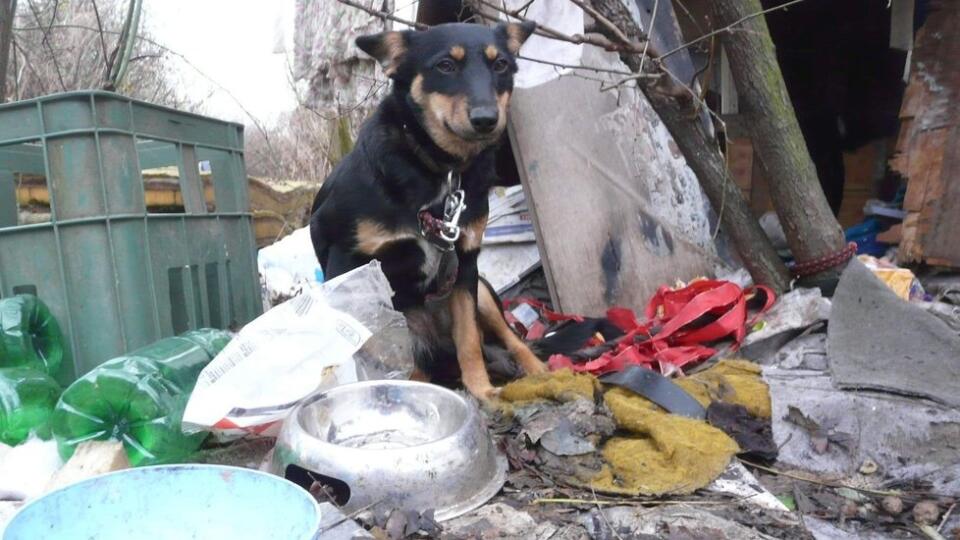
[892,0,960,268]
[507,49,721,316]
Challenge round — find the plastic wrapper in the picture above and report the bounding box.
[322,261,413,381]
[857,255,925,301]
[0,368,62,446]
[183,261,414,437]
[51,329,231,466]
[0,295,69,378]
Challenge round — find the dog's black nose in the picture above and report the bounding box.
[469,106,499,133]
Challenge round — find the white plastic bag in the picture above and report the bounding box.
[0,437,63,500]
[183,261,411,436]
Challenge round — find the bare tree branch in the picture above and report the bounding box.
[11,36,48,94]
[336,0,427,30]
[637,0,659,75]
[516,54,635,76]
[475,0,632,54]
[89,0,111,84]
[25,0,67,90]
[567,0,635,49]
[657,0,807,61]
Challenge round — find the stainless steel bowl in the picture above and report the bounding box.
[271,380,507,521]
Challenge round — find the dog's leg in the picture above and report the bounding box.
[477,280,547,376]
[449,214,497,400]
[409,367,431,382]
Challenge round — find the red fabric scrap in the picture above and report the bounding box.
[547,280,775,376]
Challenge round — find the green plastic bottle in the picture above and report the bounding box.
[0,368,62,446]
[0,294,69,378]
[52,329,231,466]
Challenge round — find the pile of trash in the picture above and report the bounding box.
[2,253,959,539]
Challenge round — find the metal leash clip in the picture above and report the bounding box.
[439,189,466,243]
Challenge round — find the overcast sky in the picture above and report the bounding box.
[145,0,299,125]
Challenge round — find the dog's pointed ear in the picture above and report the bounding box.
[356,30,414,77]
[495,20,536,55]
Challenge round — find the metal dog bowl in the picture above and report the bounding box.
[271,380,506,521]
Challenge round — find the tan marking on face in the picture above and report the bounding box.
[410,80,510,159]
[484,44,499,60]
[410,74,426,104]
[449,289,494,398]
[418,83,487,158]
[450,45,465,61]
[477,282,547,375]
[355,220,417,255]
[458,216,487,252]
[494,90,512,133]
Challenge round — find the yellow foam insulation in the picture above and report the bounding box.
[498,360,771,496]
[500,369,597,403]
[591,389,739,495]
[676,359,771,419]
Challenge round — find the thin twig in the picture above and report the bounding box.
[14,22,278,163]
[476,0,635,54]
[658,0,808,61]
[534,497,728,506]
[938,502,956,533]
[638,0,660,75]
[673,0,706,36]
[917,523,947,540]
[89,0,111,84]
[740,459,902,497]
[512,0,537,17]
[591,487,625,540]
[517,54,635,76]
[11,38,48,95]
[336,0,427,30]
[25,0,66,91]
[317,499,384,533]
[567,0,634,47]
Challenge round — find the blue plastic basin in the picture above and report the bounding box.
[3,464,321,540]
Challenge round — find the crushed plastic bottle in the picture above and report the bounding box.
[52,329,231,466]
[0,368,62,446]
[0,295,69,378]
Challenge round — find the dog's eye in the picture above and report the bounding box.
[493,58,510,73]
[436,59,457,73]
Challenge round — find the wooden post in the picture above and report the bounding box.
[712,0,847,279]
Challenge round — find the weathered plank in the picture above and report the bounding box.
[893,0,960,267]
[508,48,720,316]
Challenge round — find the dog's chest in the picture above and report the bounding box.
[417,237,445,285]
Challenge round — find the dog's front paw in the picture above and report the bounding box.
[515,350,548,376]
[463,378,500,401]
[521,359,548,375]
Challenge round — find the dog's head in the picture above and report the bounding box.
[357,22,535,159]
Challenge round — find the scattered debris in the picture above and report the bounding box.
[882,496,904,516]
[0,436,62,500]
[707,402,777,462]
[829,259,960,408]
[45,440,130,493]
[913,500,941,526]
[183,261,409,436]
[783,405,853,455]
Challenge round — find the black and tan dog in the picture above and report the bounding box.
[309,22,545,399]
